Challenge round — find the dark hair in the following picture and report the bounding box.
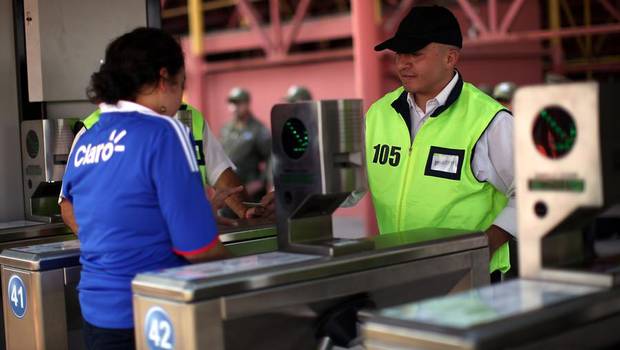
[87,27,184,104]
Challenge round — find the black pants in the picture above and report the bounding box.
[83,319,135,350]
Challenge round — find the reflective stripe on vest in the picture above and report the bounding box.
[83,109,101,129]
[365,80,511,274]
[82,104,207,184]
[184,104,207,184]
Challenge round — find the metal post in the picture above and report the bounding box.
[599,0,620,22]
[585,0,593,79]
[237,0,275,57]
[499,0,526,33]
[548,0,564,73]
[488,0,498,33]
[351,0,381,236]
[281,0,312,54]
[187,0,203,55]
[457,0,489,35]
[270,0,282,56]
[384,0,415,35]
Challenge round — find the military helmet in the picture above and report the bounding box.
[286,85,312,102]
[228,87,250,103]
[492,82,517,102]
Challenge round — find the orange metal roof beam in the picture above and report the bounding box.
[281,0,312,54]
[188,0,204,54]
[237,0,274,56]
[200,14,351,55]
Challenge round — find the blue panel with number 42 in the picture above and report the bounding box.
[145,306,175,350]
[7,275,27,319]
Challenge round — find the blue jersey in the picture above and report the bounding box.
[61,101,219,329]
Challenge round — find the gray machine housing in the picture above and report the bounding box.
[271,100,371,255]
[21,119,78,223]
[515,82,620,285]
[0,240,83,350]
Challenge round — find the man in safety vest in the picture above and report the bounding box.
[367,6,516,277]
[60,102,271,232]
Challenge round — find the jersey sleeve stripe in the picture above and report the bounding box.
[161,118,199,172]
[169,119,199,172]
[132,109,199,172]
[172,236,219,256]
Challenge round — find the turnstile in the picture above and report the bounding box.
[132,229,490,350]
[0,222,277,350]
[0,223,76,350]
[361,279,620,349]
[218,219,277,256]
[0,240,82,350]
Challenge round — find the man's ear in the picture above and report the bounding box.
[446,48,460,68]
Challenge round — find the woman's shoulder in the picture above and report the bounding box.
[110,111,190,135]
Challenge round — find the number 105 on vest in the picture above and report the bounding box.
[372,144,402,167]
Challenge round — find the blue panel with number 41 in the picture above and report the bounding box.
[7,275,27,319]
[145,306,175,350]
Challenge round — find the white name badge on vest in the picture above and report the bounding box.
[424,146,465,180]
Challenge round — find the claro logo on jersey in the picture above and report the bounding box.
[74,129,127,167]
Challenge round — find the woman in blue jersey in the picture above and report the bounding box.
[60,27,228,349]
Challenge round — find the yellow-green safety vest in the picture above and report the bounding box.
[365,77,511,274]
[81,103,208,184]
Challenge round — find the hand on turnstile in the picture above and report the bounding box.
[241,191,275,219]
[250,191,275,219]
[210,186,245,226]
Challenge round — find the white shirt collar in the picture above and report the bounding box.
[407,71,460,116]
[99,100,167,118]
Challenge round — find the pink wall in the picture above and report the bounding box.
[198,1,544,139]
[194,1,544,234]
[201,59,355,137]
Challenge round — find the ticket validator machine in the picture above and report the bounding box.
[271,100,373,255]
[21,119,78,223]
[362,82,620,350]
[131,100,492,350]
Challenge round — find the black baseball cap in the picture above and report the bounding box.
[374,6,462,53]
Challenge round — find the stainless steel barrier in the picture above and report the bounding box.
[1,240,82,350]
[0,223,75,349]
[0,223,276,350]
[132,229,490,350]
[361,279,620,350]
[219,219,277,256]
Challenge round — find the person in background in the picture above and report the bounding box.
[220,87,271,202]
[285,85,313,102]
[60,27,229,349]
[493,81,517,110]
[367,6,516,280]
